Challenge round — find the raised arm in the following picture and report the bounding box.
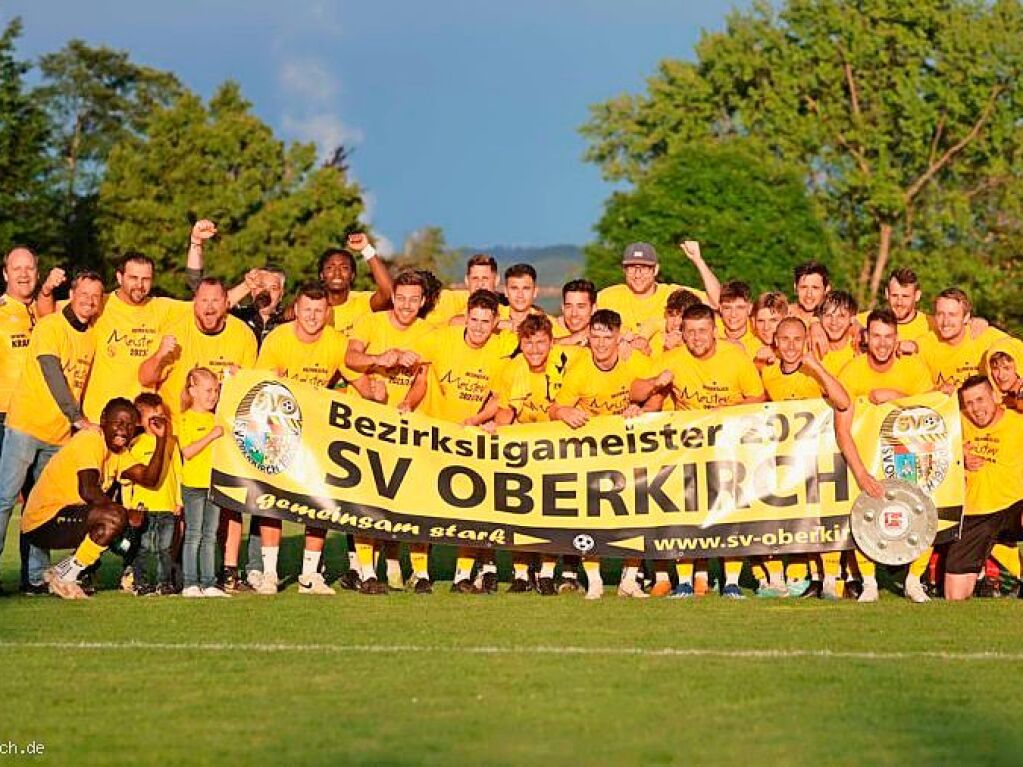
[346,233,393,311]
[120,417,169,489]
[185,219,217,292]
[680,241,721,308]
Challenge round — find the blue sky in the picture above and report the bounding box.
[4,1,742,254]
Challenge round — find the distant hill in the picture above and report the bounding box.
[454,244,584,311]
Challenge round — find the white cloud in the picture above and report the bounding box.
[373,234,395,258]
[282,113,363,155]
[278,58,337,106]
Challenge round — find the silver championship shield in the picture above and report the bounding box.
[850,479,938,566]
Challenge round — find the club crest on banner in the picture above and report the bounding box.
[879,405,951,493]
[232,380,303,475]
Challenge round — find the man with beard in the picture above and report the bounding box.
[838,308,933,603]
[945,376,1023,600]
[20,398,169,599]
[230,266,288,347]
[0,272,105,593]
[139,277,257,592]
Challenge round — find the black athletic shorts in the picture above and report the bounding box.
[23,505,92,551]
[945,501,1023,575]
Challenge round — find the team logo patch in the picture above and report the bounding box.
[879,405,950,494]
[232,381,303,475]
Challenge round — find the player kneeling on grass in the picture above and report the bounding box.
[549,309,671,600]
[944,376,1023,601]
[20,398,169,600]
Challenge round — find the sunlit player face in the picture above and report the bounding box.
[253,272,284,313]
[820,305,853,343]
[519,331,552,372]
[466,265,497,294]
[505,276,537,313]
[561,291,593,333]
[885,279,921,323]
[774,321,807,368]
[193,283,228,333]
[989,355,1020,393]
[117,261,153,306]
[391,285,425,328]
[934,297,969,343]
[588,325,620,368]
[3,249,39,302]
[102,407,140,453]
[464,306,497,348]
[70,278,104,323]
[961,383,998,429]
[754,308,783,346]
[683,317,717,360]
[719,299,751,335]
[320,254,354,294]
[795,274,828,313]
[189,376,221,413]
[866,320,898,366]
[294,295,329,338]
[624,263,657,295]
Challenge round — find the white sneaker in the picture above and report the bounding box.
[904,579,931,603]
[616,579,650,599]
[246,570,264,590]
[858,582,879,603]
[44,568,88,600]
[256,573,278,595]
[298,572,336,595]
[201,586,231,598]
[181,585,204,598]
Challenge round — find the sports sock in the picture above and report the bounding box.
[785,560,807,583]
[654,569,669,583]
[261,545,280,579]
[765,559,784,586]
[854,551,875,579]
[863,575,878,588]
[386,557,402,580]
[583,559,602,594]
[513,562,529,580]
[808,556,822,580]
[540,560,555,578]
[481,562,497,575]
[908,548,931,578]
[54,536,104,583]
[410,550,429,579]
[992,544,1021,578]
[724,559,742,586]
[455,556,475,582]
[301,549,320,578]
[356,541,375,580]
[822,551,842,577]
[675,560,694,585]
[621,564,639,585]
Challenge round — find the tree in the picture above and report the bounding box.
[35,40,181,267]
[582,0,1023,312]
[587,140,833,291]
[395,226,459,282]
[0,18,52,253]
[98,82,365,296]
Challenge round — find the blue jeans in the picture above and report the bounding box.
[134,513,177,586]
[182,487,220,588]
[0,427,58,585]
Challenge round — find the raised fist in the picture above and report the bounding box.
[346,232,369,252]
[190,219,217,244]
[42,267,67,294]
[157,335,179,358]
[148,415,169,438]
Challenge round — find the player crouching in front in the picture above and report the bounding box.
[21,398,169,599]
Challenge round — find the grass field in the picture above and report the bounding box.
[3,519,1023,766]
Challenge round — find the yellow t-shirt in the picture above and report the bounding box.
[597,283,707,340]
[417,327,517,423]
[179,409,218,489]
[82,293,192,422]
[0,296,35,413]
[330,291,375,337]
[821,340,857,378]
[857,309,931,341]
[257,323,349,388]
[122,432,182,513]
[6,311,95,445]
[21,429,121,532]
[761,363,824,401]
[555,351,652,416]
[660,341,764,410]
[917,327,1007,390]
[962,409,1023,516]
[837,354,933,400]
[158,316,258,418]
[429,289,470,326]
[348,311,432,407]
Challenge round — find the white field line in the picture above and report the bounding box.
[0,640,1021,662]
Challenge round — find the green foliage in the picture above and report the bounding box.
[582,0,1023,328]
[395,226,460,282]
[98,82,364,297]
[0,19,54,253]
[586,140,832,293]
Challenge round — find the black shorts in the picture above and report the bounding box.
[945,502,1023,575]
[23,505,92,551]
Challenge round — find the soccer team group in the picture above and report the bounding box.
[0,218,1021,605]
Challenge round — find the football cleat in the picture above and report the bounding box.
[480,572,499,594]
[406,575,433,594]
[21,582,49,596]
[556,577,581,595]
[668,583,694,599]
[507,578,533,594]
[721,584,746,600]
[757,585,789,599]
[181,585,204,598]
[298,573,336,595]
[904,579,930,604]
[857,582,880,603]
[222,569,254,594]
[843,580,864,601]
[359,577,389,595]
[786,579,811,597]
[800,581,824,599]
[336,569,362,592]
[536,577,557,596]
[44,569,89,600]
[450,579,479,594]
[649,580,673,598]
[617,579,649,599]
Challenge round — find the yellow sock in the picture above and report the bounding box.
[675,560,694,581]
[785,559,808,582]
[410,549,429,577]
[582,558,600,574]
[752,562,766,581]
[765,559,784,581]
[513,563,528,579]
[854,550,875,579]
[822,551,842,577]
[74,535,106,567]
[908,548,932,579]
[724,559,742,585]
[992,544,1021,578]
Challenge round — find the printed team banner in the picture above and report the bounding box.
[210,369,964,559]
